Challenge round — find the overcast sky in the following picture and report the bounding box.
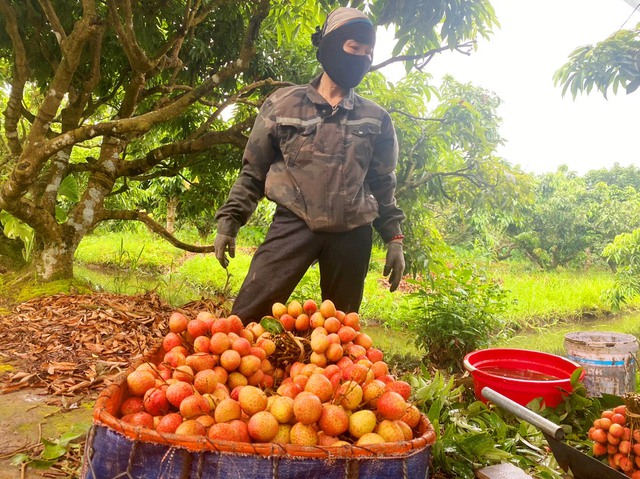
[378,0,640,176]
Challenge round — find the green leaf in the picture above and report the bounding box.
[58,175,80,202]
[58,423,90,446]
[55,205,68,223]
[0,211,34,243]
[40,438,68,460]
[626,77,640,94]
[570,367,583,385]
[456,432,497,456]
[260,316,283,334]
[32,459,57,469]
[9,453,30,466]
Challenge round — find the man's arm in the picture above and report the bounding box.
[366,112,406,292]
[367,112,405,242]
[215,99,278,236]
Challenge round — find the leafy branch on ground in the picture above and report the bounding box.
[9,422,91,475]
[408,366,614,479]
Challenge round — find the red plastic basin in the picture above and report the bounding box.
[463,348,583,407]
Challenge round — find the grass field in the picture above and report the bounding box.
[74,228,640,359]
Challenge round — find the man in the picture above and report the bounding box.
[214,7,405,324]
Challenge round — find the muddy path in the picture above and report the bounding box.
[0,389,92,478]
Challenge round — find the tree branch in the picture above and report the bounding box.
[83,72,126,121]
[190,78,292,140]
[119,119,252,177]
[400,135,427,186]
[389,109,446,122]
[244,0,270,52]
[0,7,101,207]
[126,159,206,182]
[98,209,216,253]
[37,0,67,44]
[193,0,221,26]
[0,0,29,157]
[495,242,516,261]
[27,13,100,146]
[40,150,70,214]
[118,72,146,119]
[153,0,217,69]
[106,0,154,72]
[518,244,545,270]
[0,195,60,243]
[142,84,192,96]
[40,0,271,167]
[4,0,271,215]
[69,24,105,123]
[397,165,477,197]
[370,41,475,71]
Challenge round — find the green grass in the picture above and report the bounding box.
[487,261,640,353]
[75,264,201,306]
[75,228,404,319]
[494,263,616,327]
[495,310,640,354]
[74,229,640,362]
[362,324,418,357]
[176,254,250,295]
[76,230,186,271]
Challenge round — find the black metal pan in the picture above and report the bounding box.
[481,387,628,479]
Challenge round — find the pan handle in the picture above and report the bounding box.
[481,387,565,440]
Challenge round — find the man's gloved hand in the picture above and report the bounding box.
[214,233,236,268]
[383,241,405,292]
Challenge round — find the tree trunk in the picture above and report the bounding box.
[32,238,75,281]
[166,195,178,234]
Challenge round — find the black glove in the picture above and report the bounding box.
[214,233,236,268]
[383,241,405,292]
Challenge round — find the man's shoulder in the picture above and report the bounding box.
[267,83,308,104]
[352,92,390,118]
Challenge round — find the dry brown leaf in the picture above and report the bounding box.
[0,292,225,404]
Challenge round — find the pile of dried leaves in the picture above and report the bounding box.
[0,292,226,402]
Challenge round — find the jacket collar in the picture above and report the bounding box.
[307,73,355,110]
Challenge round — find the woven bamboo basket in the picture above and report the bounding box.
[81,350,436,479]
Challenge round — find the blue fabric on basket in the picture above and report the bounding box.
[82,425,431,479]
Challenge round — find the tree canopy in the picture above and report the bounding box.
[0,0,508,281]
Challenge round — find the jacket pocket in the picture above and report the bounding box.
[347,122,381,166]
[276,119,317,168]
[265,165,306,216]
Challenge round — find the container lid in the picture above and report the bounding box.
[564,331,639,351]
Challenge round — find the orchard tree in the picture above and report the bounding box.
[361,72,533,271]
[554,21,640,97]
[553,14,640,302]
[508,167,594,269]
[602,229,640,310]
[585,163,640,191]
[504,166,640,270]
[0,0,499,281]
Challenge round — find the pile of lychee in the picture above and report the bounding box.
[589,404,640,477]
[117,298,425,447]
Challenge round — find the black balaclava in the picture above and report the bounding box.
[313,7,376,90]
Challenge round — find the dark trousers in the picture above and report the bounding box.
[231,206,372,324]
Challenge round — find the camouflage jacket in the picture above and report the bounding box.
[215,75,405,243]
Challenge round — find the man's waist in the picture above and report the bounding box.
[272,202,377,233]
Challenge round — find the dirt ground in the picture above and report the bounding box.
[0,388,92,478]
